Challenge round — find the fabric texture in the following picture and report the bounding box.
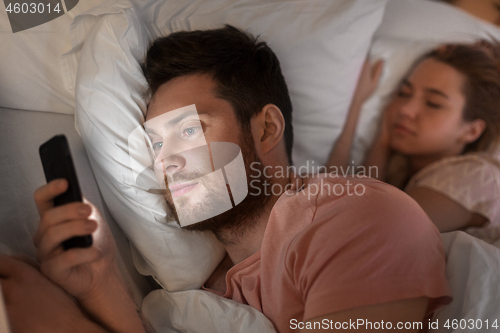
[204,175,452,333]
[142,289,276,333]
[0,0,106,113]
[405,154,500,244]
[430,231,500,333]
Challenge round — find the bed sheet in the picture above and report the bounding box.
[0,107,154,306]
[431,232,500,333]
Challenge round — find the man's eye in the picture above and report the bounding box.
[182,126,200,137]
[153,142,163,151]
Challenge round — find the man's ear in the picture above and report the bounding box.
[461,119,486,144]
[255,104,285,155]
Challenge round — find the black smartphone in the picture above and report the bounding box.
[39,135,93,250]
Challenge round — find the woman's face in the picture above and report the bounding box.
[385,58,473,157]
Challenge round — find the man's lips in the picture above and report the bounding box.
[169,182,199,198]
[393,123,416,136]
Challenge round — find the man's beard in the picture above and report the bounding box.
[162,129,273,245]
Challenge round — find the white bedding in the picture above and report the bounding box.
[142,289,276,333]
[431,232,500,333]
[0,0,107,114]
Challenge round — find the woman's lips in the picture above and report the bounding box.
[393,123,416,136]
[169,182,199,198]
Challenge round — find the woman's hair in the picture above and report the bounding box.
[413,41,500,154]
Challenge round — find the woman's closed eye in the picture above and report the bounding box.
[426,101,442,109]
[397,89,411,98]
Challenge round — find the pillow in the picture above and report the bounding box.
[430,232,500,333]
[351,0,500,165]
[0,0,105,114]
[64,0,388,291]
[142,289,276,333]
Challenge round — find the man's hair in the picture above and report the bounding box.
[142,25,294,165]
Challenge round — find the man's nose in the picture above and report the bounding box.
[155,152,186,177]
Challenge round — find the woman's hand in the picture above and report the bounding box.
[326,58,384,170]
[32,179,119,302]
[376,103,392,148]
[352,58,384,107]
[362,104,394,181]
[0,254,108,333]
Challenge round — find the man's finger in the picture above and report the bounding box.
[33,202,91,247]
[40,247,102,280]
[36,219,97,263]
[33,179,68,217]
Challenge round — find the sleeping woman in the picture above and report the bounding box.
[327,41,500,243]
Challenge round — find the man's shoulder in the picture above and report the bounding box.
[297,173,413,212]
[267,173,431,257]
[289,174,436,256]
[271,173,426,231]
[277,173,441,276]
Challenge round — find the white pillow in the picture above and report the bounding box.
[64,0,388,291]
[0,0,105,114]
[142,289,276,333]
[352,0,500,165]
[430,232,500,333]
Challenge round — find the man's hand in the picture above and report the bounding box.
[33,179,119,301]
[0,254,107,333]
[32,179,155,333]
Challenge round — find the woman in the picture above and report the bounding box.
[328,41,500,243]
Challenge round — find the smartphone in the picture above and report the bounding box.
[39,135,93,250]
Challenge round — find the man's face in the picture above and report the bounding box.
[144,74,270,231]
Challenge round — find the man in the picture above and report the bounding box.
[1,26,451,332]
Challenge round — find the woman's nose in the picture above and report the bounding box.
[397,97,419,119]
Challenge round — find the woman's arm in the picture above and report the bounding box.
[362,127,391,181]
[326,59,384,171]
[406,187,487,232]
